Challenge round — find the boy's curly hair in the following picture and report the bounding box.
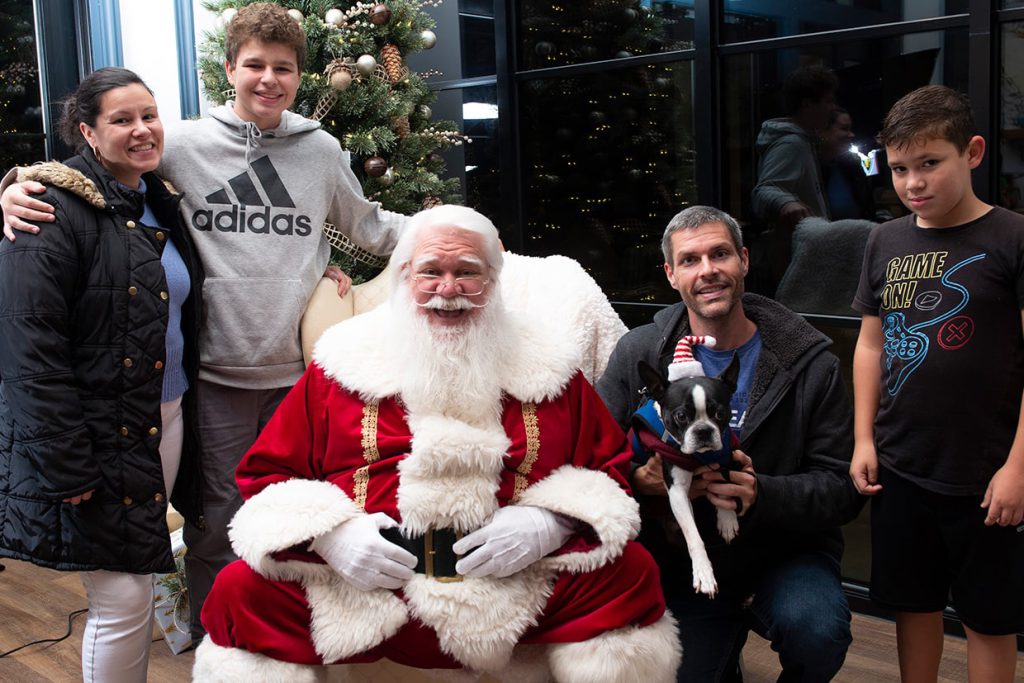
[878,85,975,153]
[225,3,307,69]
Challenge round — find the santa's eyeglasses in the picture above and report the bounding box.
[410,273,489,296]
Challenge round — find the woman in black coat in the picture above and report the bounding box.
[0,68,203,682]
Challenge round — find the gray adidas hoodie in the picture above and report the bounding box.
[159,104,405,389]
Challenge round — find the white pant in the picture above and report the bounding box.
[79,397,183,683]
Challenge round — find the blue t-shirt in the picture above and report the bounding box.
[693,330,762,437]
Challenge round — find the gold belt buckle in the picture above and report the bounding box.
[424,527,464,583]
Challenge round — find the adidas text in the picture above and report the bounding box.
[191,205,313,236]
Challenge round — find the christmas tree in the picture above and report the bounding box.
[198,0,468,281]
[0,3,44,172]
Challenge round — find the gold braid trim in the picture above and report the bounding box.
[354,401,381,510]
[511,403,540,503]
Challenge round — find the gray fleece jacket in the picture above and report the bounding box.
[160,104,406,389]
[751,118,829,225]
[596,294,862,596]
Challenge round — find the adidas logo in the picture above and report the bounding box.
[191,155,313,236]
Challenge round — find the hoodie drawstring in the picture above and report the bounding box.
[243,121,263,165]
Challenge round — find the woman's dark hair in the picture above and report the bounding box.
[58,67,153,152]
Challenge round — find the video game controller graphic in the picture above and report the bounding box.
[882,253,985,395]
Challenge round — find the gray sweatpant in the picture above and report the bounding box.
[184,379,290,641]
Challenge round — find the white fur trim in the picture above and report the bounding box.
[547,612,681,683]
[403,565,556,672]
[397,415,510,534]
[311,254,625,403]
[306,574,409,663]
[667,360,704,382]
[517,466,640,574]
[192,636,327,683]
[228,479,361,583]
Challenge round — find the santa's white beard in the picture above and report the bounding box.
[390,286,510,425]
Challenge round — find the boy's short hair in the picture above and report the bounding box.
[878,85,974,153]
[782,65,838,115]
[225,3,307,69]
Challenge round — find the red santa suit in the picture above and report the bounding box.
[196,300,679,681]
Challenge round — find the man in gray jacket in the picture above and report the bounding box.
[596,205,862,682]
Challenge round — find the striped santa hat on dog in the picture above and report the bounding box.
[667,335,717,381]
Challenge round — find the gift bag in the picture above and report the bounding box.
[153,527,191,654]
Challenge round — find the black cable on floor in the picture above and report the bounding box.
[0,608,87,657]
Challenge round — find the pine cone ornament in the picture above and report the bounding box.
[393,115,411,139]
[381,43,404,84]
[422,195,443,210]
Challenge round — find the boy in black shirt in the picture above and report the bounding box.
[851,85,1024,682]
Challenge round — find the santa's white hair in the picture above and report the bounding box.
[389,204,505,292]
[387,205,510,425]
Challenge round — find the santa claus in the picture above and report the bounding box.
[192,205,680,681]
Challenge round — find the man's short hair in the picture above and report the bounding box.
[390,205,504,290]
[662,206,744,264]
[877,85,974,153]
[225,3,307,69]
[782,65,838,115]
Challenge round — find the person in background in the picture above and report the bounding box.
[0,67,203,682]
[819,107,889,222]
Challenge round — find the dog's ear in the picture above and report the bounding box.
[717,353,741,392]
[637,360,669,401]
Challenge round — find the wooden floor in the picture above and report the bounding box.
[0,558,1019,682]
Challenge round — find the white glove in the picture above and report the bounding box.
[309,512,417,591]
[452,506,578,579]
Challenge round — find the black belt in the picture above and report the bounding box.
[380,527,464,582]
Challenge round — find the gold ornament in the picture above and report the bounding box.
[380,43,404,84]
[379,168,394,187]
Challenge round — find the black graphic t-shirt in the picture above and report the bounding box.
[853,207,1024,495]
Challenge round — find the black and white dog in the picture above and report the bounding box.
[633,347,741,597]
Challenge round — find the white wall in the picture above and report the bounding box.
[116,0,219,121]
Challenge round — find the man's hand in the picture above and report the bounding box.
[981,460,1024,527]
[453,505,577,578]
[2,180,52,241]
[850,441,882,495]
[62,489,95,505]
[632,454,667,496]
[698,449,757,516]
[778,201,812,229]
[324,265,352,298]
[309,512,417,591]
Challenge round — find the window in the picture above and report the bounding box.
[0,3,45,171]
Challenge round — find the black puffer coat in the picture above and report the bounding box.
[0,151,204,574]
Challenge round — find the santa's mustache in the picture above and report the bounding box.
[415,294,488,310]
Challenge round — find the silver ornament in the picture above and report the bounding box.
[379,168,394,187]
[287,8,304,23]
[418,104,432,119]
[420,30,437,49]
[325,8,344,26]
[356,54,377,77]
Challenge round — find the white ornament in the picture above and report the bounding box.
[418,104,432,119]
[330,69,353,91]
[325,8,344,26]
[356,54,378,77]
[221,8,238,24]
[420,30,437,49]
[287,8,304,23]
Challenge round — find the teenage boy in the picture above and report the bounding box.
[851,85,1024,682]
[1,2,406,640]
